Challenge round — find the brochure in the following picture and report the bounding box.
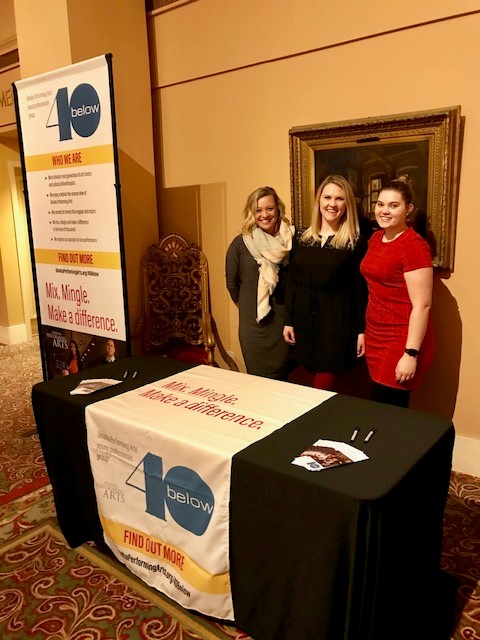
[70,379,123,395]
[292,438,369,472]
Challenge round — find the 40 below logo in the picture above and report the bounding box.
[47,83,101,141]
[126,453,214,536]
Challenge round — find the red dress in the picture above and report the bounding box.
[360,227,434,390]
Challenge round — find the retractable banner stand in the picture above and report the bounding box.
[13,55,129,380]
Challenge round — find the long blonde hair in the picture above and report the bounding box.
[301,174,359,249]
[240,186,289,237]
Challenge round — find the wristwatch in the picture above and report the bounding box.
[404,348,419,357]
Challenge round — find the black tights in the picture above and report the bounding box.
[372,383,410,408]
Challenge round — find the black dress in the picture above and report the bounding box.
[284,232,367,375]
[225,235,291,380]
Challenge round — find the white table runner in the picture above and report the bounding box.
[86,365,333,619]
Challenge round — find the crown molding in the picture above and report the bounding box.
[0,36,17,56]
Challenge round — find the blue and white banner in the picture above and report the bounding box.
[13,55,129,379]
[86,366,332,619]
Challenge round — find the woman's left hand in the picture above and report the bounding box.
[357,333,365,357]
[283,326,296,345]
[395,353,417,384]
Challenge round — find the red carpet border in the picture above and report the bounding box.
[0,484,55,545]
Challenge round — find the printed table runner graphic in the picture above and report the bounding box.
[86,366,333,619]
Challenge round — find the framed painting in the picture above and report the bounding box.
[289,106,462,270]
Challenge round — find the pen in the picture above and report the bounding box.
[350,427,359,442]
[364,429,376,443]
[123,370,129,379]
[132,371,138,379]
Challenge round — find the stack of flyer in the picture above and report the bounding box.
[292,438,369,471]
[70,379,123,395]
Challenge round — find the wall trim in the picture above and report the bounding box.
[0,37,17,57]
[147,0,197,17]
[453,435,480,479]
[154,9,480,90]
[0,324,28,345]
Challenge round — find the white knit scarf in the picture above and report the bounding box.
[243,220,294,322]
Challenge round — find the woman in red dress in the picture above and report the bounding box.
[67,339,83,374]
[360,177,434,407]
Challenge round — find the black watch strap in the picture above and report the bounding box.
[405,348,419,357]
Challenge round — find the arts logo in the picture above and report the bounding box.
[126,453,214,536]
[47,83,101,141]
[52,335,68,349]
[99,480,125,503]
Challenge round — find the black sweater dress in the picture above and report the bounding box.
[284,232,367,375]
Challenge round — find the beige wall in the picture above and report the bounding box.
[67,0,159,336]
[149,3,480,446]
[2,1,479,456]
[0,141,22,327]
[15,0,72,75]
[0,0,16,44]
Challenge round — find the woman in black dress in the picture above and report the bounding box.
[226,186,294,379]
[283,175,367,390]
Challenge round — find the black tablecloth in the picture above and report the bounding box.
[230,394,454,640]
[32,356,454,640]
[32,356,194,547]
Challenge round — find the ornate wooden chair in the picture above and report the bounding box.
[139,233,237,370]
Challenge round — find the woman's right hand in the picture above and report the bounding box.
[283,326,296,345]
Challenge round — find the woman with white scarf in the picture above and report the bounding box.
[226,186,294,379]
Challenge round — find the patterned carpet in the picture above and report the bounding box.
[0,338,479,639]
[0,516,250,640]
[0,340,48,503]
[442,472,480,640]
[0,339,250,639]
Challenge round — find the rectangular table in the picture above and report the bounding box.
[32,356,454,640]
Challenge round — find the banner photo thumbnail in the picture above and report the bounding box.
[86,366,333,619]
[14,55,128,379]
[41,326,127,378]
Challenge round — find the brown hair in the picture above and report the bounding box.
[381,176,414,206]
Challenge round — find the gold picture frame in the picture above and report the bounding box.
[289,106,462,270]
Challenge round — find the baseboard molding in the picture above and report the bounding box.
[0,324,28,345]
[453,435,480,478]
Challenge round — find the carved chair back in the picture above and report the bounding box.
[140,233,215,365]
